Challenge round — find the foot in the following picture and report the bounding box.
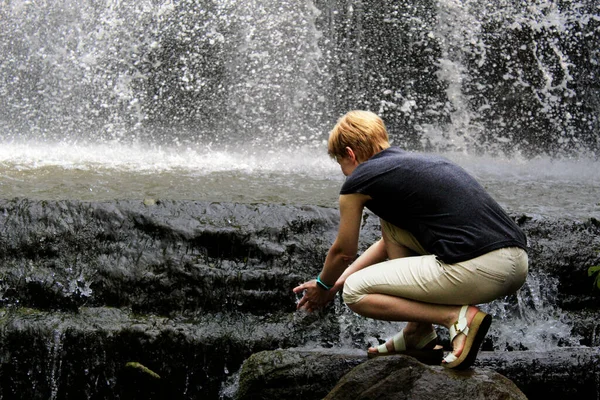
[443,305,479,362]
[442,305,492,370]
[367,325,437,356]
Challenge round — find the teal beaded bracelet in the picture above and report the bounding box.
[316,274,333,290]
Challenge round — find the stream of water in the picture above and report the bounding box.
[1,142,598,220]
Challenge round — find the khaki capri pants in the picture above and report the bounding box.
[343,220,529,305]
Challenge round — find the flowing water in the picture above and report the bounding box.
[1,0,599,374]
[1,0,598,215]
[1,142,598,219]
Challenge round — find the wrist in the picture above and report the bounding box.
[316,274,333,290]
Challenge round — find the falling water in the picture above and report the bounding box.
[483,271,583,351]
[0,0,599,396]
[0,0,598,209]
[319,269,580,353]
[0,0,327,147]
[1,0,599,150]
[48,330,64,400]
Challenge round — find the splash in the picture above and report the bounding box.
[483,271,583,351]
[0,0,598,156]
[421,0,600,156]
[329,270,584,353]
[0,141,336,174]
[0,0,327,148]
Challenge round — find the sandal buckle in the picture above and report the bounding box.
[453,321,463,334]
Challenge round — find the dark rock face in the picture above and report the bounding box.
[477,348,600,398]
[522,215,600,309]
[235,349,364,399]
[2,200,597,316]
[0,198,599,399]
[0,199,339,314]
[0,199,345,399]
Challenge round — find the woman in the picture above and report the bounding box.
[293,110,528,369]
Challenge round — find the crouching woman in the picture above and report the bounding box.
[293,110,528,369]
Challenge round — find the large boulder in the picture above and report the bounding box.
[235,348,600,400]
[325,356,526,400]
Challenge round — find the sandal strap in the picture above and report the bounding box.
[376,328,437,354]
[374,330,406,354]
[449,305,470,341]
[415,330,438,349]
[443,352,458,363]
[391,329,407,352]
[375,342,389,354]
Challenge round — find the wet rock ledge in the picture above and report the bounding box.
[0,199,599,399]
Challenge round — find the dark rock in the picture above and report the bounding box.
[477,347,600,398]
[1,199,600,398]
[1,199,598,316]
[326,356,526,400]
[236,349,364,400]
[0,199,340,315]
[0,307,295,399]
[235,348,600,400]
[518,215,600,309]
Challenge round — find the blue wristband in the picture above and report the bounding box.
[316,274,333,290]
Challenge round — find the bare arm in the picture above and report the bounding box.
[293,193,370,311]
[318,193,367,284]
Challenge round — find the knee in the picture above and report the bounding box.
[342,275,365,306]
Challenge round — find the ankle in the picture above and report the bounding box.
[404,322,434,336]
[444,305,470,329]
[445,305,480,330]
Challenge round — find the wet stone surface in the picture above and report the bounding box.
[0,198,599,399]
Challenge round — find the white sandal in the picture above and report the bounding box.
[443,305,492,370]
[368,328,443,365]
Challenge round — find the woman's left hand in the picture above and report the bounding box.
[293,280,336,312]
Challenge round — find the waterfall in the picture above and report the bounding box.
[0,1,599,398]
[0,0,598,155]
[48,329,65,400]
[0,0,328,148]
[483,271,583,351]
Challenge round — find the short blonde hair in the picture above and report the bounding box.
[328,110,390,162]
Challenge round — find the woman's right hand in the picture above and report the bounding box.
[293,280,336,312]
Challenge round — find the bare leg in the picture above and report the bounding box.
[351,294,479,357]
[358,223,479,356]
